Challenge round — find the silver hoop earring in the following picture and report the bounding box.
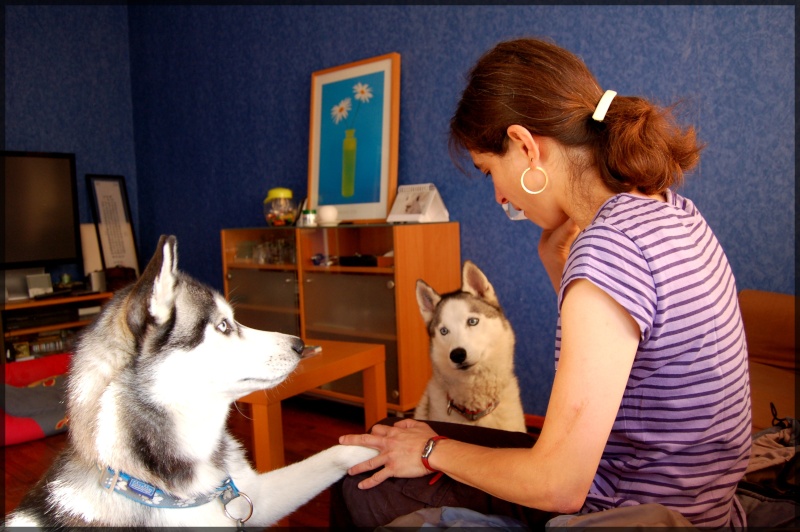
[520,166,548,195]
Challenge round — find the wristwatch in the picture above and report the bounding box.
[421,436,449,473]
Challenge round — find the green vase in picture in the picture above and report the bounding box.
[342,129,357,197]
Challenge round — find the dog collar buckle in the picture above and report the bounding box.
[220,477,253,527]
[223,492,253,528]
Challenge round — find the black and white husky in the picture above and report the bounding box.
[414,261,526,432]
[6,235,377,528]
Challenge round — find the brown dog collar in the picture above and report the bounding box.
[446,394,498,421]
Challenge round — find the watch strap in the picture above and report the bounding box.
[421,436,449,473]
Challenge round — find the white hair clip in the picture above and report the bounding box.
[592,90,617,122]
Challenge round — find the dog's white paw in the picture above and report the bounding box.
[329,444,379,470]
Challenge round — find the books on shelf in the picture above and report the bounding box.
[8,330,76,361]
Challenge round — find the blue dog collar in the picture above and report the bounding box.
[98,466,253,523]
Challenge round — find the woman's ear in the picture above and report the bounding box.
[506,125,539,163]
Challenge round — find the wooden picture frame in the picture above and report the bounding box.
[307,52,400,223]
[86,174,140,276]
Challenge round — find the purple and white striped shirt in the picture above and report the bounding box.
[556,191,751,527]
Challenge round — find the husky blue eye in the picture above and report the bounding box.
[439,327,449,336]
[467,317,479,326]
[217,320,231,334]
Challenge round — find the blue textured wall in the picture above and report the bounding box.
[5,5,138,234]
[7,5,794,416]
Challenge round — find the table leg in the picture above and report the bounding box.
[362,360,388,429]
[250,400,286,472]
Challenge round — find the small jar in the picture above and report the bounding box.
[263,187,297,226]
[301,209,317,227]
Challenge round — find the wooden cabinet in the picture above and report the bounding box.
[221,222,461,412]
[2,292,114,362]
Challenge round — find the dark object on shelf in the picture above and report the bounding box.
[32,289,72,301]
[105,266,137,292]
[339,254,378,267]
[32,286,97,301]
[311,254,338,267]
[5,308,78,331]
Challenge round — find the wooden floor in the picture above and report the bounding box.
[4,395,366,528]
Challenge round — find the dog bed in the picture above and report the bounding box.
[4,353,71,446]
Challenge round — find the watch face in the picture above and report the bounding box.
[422,439,435,458]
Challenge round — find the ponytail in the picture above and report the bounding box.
[593,96,703,193]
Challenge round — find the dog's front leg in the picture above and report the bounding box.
[232,445,378,526]
[414,387,431,420]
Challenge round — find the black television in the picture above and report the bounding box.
[3,151,83,300]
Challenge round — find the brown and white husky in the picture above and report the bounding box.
[414,260,526,432]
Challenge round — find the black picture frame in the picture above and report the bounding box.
[86,174,140,276]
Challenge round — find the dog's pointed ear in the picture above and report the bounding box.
[126,235,179,337]
[149,236,178,326]
[461,260,499,306]
[416,279,441,326]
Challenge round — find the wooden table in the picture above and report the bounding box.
[237,339,387,472]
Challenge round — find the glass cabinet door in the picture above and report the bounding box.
[302,271,399,400]
[303,272,396,336]
[227,269,299,336]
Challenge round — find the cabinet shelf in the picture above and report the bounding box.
[303,265,394,275]
[4,319,97,339]
[3,292,113,311]
[221,223,461,412]
[2,292,114,362]
[231,303,299,317]
[227,263,297,272]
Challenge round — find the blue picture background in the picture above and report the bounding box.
[318,70,385,206]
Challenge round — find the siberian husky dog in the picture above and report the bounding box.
[6,235,377,528]
[414,261,526,432]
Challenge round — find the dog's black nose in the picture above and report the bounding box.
[290,337,305,355]
[450,348,467,364]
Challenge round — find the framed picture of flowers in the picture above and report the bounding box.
[308,52,400,223]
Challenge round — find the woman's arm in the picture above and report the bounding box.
[341,278,640,513]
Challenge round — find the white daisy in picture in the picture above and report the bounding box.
[353,82,373,103]
[331,98,352,124]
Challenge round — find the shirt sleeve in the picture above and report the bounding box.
[559,224,658,342]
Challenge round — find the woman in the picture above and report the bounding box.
[337,37,752,528]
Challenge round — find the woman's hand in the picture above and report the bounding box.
[538,217,580,292]
[338,418,438,489]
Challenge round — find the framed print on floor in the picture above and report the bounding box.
[86,174,140,276]
[308,52,400,223]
